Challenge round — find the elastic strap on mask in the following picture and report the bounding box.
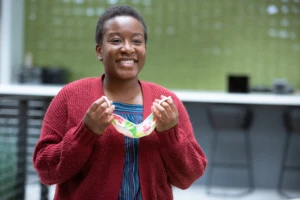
[102,96,110,107]
[158,96,172,105]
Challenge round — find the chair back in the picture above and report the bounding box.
[208,105,252,130]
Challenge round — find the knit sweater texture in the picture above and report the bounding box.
[33,76,208,200]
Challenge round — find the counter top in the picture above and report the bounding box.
[0,84,299,106]
[173,90,300,106]
[0,84,62,97]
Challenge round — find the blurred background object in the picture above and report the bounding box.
[18,52,69,85]
[228,74,249,93]
[272,79,294,94]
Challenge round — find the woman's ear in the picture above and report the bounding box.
[95,44,103,61]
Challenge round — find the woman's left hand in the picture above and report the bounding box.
[151,95,179,132]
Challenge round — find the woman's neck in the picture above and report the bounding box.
[103,75,143,104]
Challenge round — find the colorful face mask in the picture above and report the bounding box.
[103,96,172,138]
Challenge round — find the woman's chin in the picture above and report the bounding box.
[116,71,139,80]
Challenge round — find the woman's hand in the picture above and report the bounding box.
[151,95,179,132]
[83,96,115,135]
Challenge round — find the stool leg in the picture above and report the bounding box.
[277,132,292,198]
[206,129,219,194]
[245,130,254,193]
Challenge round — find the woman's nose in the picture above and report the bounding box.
[121,41,134,54]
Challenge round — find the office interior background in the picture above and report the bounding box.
[0,0,300,200]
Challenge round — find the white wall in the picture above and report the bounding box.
[0,0,24,84]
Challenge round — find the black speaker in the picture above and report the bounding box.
[228,75,249,93]
[41,67,68,84]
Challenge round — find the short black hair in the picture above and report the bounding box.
[95,5,148,45]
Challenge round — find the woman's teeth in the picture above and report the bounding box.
[120,60,134,64]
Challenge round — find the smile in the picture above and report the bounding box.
[119,60,135,64]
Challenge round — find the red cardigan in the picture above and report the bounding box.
[33,77,207,200]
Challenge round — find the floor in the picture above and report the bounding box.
[25,184,300,200]
[173,186,300,200]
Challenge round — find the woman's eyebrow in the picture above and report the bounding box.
[108,32,121,36]
[107,32,143,37]
[132,33,143,37]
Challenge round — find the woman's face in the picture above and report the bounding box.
[96,16,146,81]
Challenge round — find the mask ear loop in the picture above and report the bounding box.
[158,96,172,105]
[102,96,117,119]
[102,96,111,107]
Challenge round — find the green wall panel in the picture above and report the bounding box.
[24,0,300,91]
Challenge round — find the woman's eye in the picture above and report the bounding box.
[132,40,142,44]
[111,39,122,43]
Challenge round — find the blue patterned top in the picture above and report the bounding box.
[113,101,143,200]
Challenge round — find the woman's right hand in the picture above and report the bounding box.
[83,96,115,135]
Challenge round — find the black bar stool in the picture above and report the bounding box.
[206,105,253,196]
[277,108,300,199]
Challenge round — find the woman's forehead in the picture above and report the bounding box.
[103,16,144,35]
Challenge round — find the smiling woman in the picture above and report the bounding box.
[96,15,146,82]
[32,5,207,200]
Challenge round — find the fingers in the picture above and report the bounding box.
[152,95,178,120]
[88,97,108,112]
[100,104,115,122]
[87,96,115,122]
[155,96,175,113]
[152,102,168,120]
[94,99,113,114]
[153,102,172,120]
[152,95,179,132]
[161,101,173,115]
[83,96,115,135]
[106,113,115,123]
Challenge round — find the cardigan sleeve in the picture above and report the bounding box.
[32,87,100,185]
[156,96,208,189]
